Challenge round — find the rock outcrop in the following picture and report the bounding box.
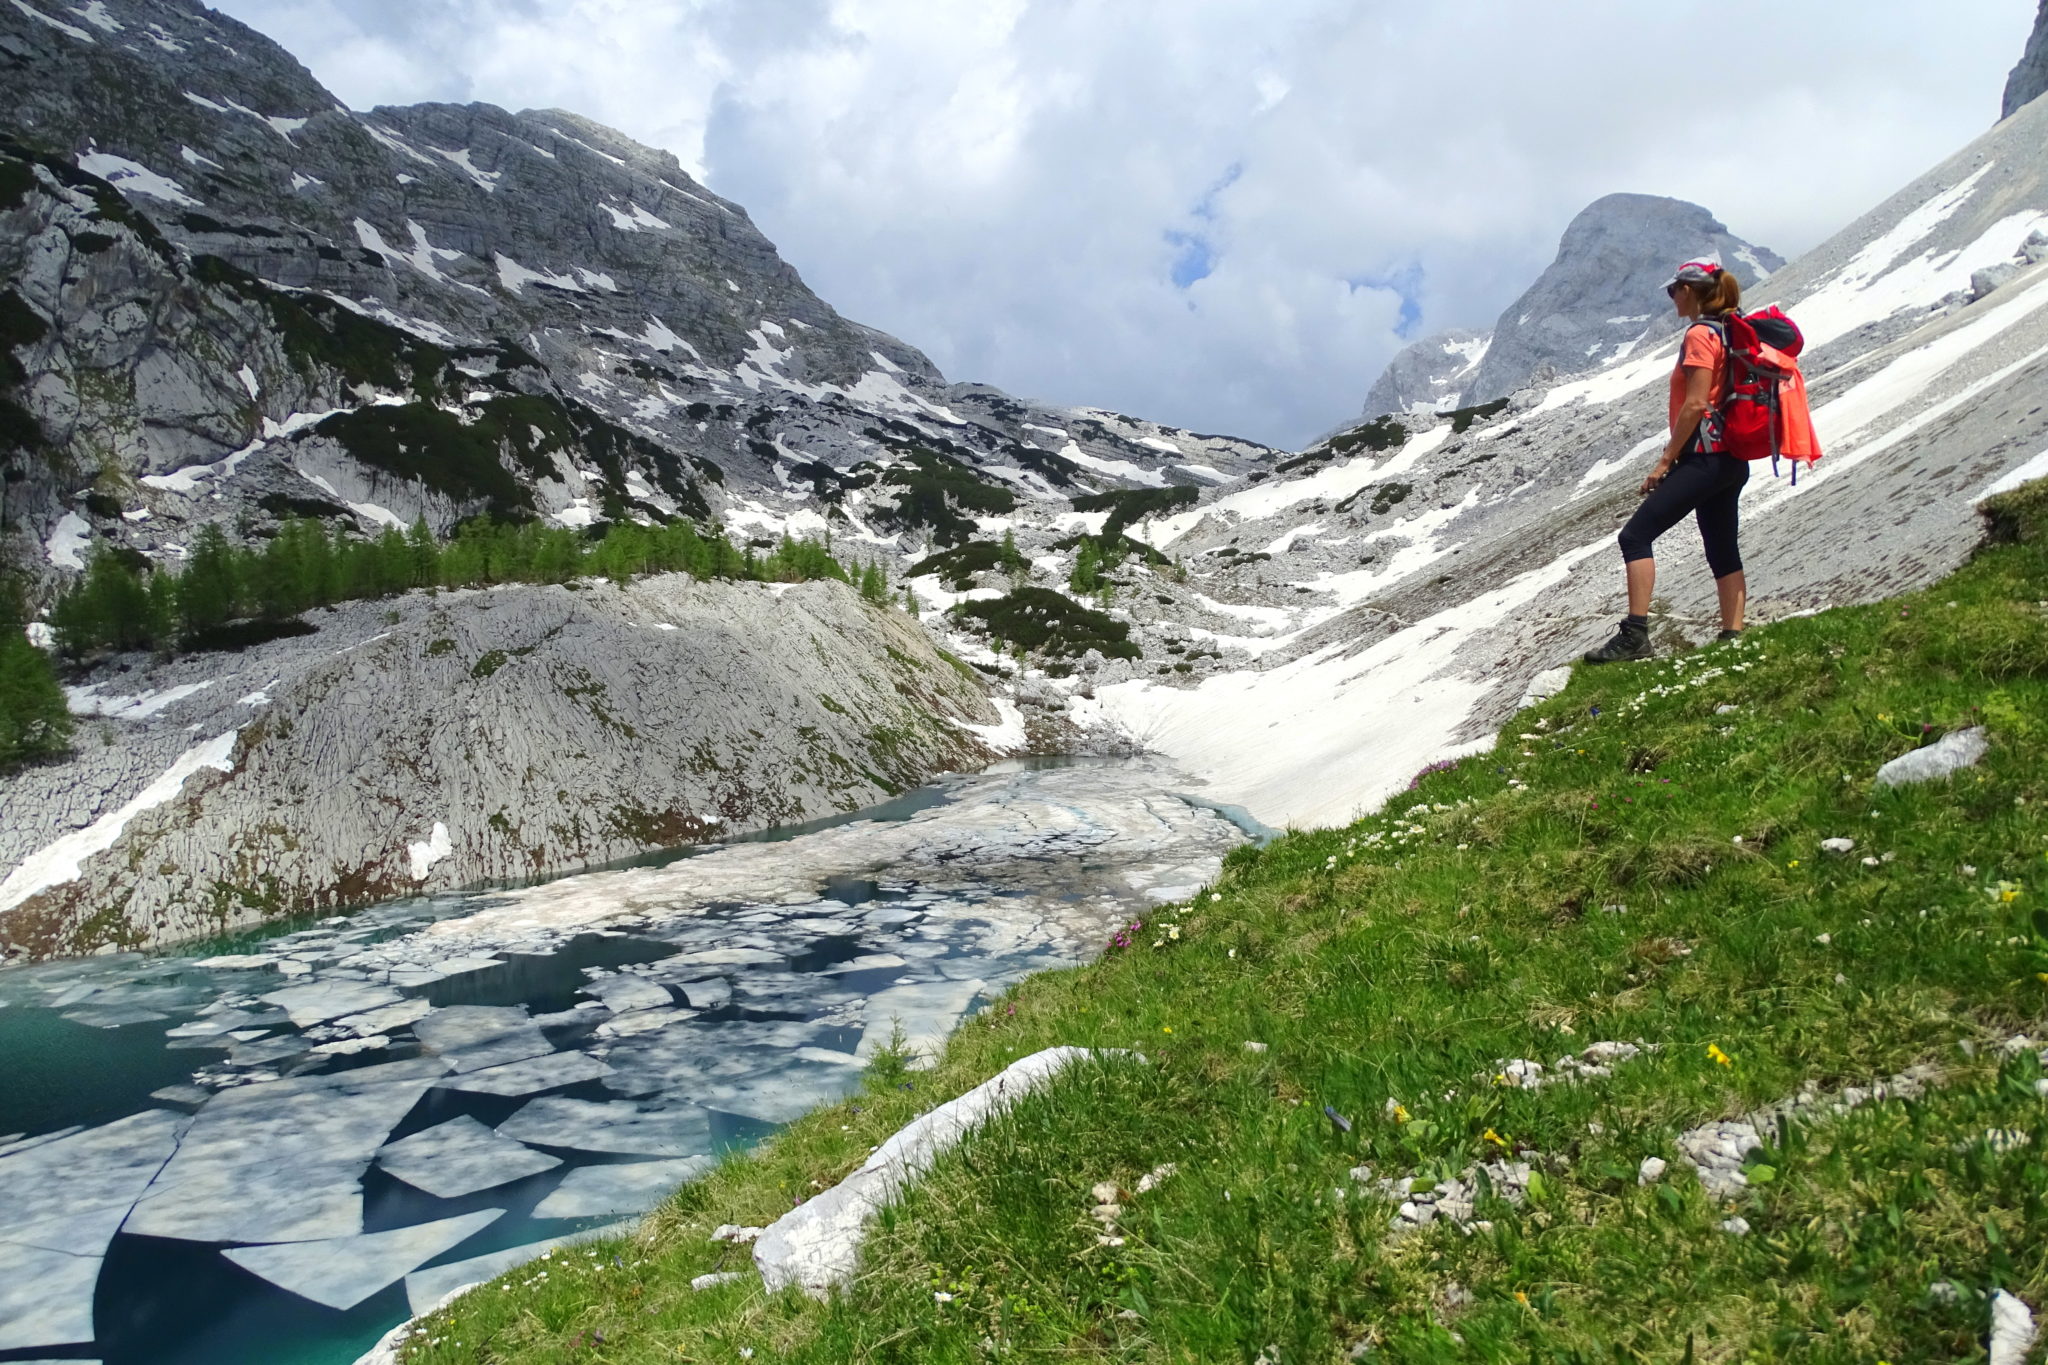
[2006,0,2048,119]
[0,575,1003,958]
[1356,328,1488,419]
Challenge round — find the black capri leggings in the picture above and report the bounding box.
[1617,448,1749,578]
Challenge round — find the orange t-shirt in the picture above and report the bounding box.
[1668,323,1727,432]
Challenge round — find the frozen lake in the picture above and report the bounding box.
[0,758,1244,1365]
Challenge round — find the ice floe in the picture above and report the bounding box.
[498,1097,710,1157]
[127,1059,448,1242]
[376,1117,561,1198]
[413,1005,553,1072]
[530,1156,713,1219]
[224,1209,503,1310]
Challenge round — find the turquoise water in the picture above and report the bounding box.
[0,764,1119,1365]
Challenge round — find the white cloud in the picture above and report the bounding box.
[212,0,2035,447]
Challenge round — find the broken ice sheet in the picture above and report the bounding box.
[126,1059,447,1243]
[412,1005,554,1072]
[377,1116,560,1198]
[0,1241,100,1351]
[497,1097,711,1156]
[856,978,987,1067]
[0,1108,188,1238]
[223,1209,503,1311]
[259,980,404,1027]
[530,1156,714,1219]
[581,974,672,1012]
[434,1050,611,1097]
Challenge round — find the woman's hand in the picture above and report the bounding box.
[1640,460,1673,495]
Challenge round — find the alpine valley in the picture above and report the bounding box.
[3,1,2048,1362]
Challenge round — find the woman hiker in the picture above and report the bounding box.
[1583,259,1748,664]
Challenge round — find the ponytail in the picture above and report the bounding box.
[1699,269,1742,316]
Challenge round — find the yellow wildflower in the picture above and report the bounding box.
[1706,1043,1732,1067]
[1483,1128,1509,1148]
[1514,1290,1531,1310]
[1161,1025,1173,1034]
[1788,860,1800,868]
[1391,1103,1411,1124]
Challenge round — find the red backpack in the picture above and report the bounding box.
[1695,306,1823,483]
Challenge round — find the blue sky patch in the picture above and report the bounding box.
[1349,262,1426,338]
[1163,162,1243,291]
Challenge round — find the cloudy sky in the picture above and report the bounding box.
[213,0,2036,449]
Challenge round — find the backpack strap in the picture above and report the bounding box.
[1682,319,1730,454]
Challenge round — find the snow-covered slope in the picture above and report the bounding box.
[1071,94,2048,829]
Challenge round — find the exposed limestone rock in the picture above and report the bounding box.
[0,576,999,958]
[753,1046,1127,1295]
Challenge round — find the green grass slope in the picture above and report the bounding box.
[405,480,2048,1364]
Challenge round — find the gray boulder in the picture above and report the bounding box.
[1874,727,1990,787]
[1973,262,2024,299]
[2006,0,2048,120]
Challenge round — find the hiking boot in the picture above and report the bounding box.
[1583,618,1652,664]
[1714,628,1744,643]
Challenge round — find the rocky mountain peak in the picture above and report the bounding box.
[1360,192,1781,418]
[2005,0,2048,120]
[1459,192,1782,405]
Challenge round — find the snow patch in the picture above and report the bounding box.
[1136,436,1182,454]
[494,254,584,295]
[67,680,214,719]
[0,729,239,914]
[77,152,199,206]
[1057,442,1164,488]
[408,823,454,882]
[953,698,1028,753]
[600,201,670,231]
[431,146,501,192]
[55,5,132,38]
[1091,535,1611,829]
[8,0,92,41]
[45,512,89,569]
[355,219,466,285]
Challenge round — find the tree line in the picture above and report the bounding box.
[43,514,894,663]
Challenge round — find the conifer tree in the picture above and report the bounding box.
[0,628,70,765]
[1069,538,1101,592]
[178,523,238,637]
[407,517,440,589]
[1000,528,1026,578]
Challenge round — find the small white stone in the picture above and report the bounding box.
[1815,933,1832,945]
[1135,1163,1177,1194]
[1637,1156,1667,1185]
[691,1271,743,1291]
[1820,838,1855,855]
[1719,1216,1751,1236]
[1241,1041,1269,1053]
